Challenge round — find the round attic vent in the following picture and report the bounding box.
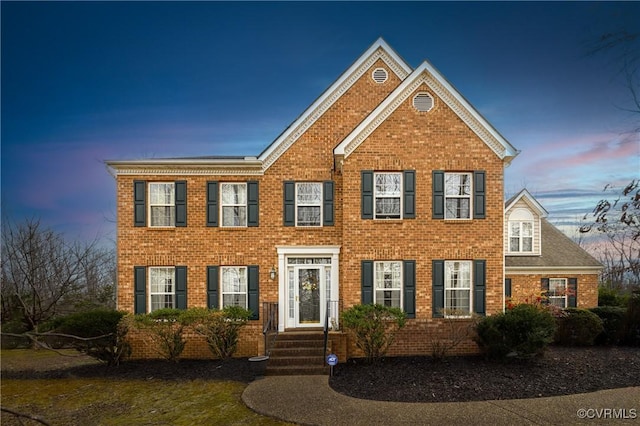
[372,68,388,84]
[413,92,434,112]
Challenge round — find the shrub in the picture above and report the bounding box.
[341,304,406,364]
[430,309,478,360]
[474,304,557,359]
[52,309,130,365]
[134,308,187,362]
[554,308,604,346]
[621,290,640,346]
[598,287,629,307]
[182,306,251,359]
[590,306,627,345]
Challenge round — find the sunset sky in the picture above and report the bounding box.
[2,2,638,247]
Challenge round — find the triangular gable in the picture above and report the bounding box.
[258,38,413,171]
[505,189,548,218]
[333,61,519,163]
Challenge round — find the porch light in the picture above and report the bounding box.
[269,266,277,280]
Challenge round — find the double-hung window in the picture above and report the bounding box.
[444,261,472,316]
[149,267,175,312]
[444,173,472,219]
[221,183,247,227]
[221,266,248,308]
[509,221,533,252]
[296,183,322,226]
[374,261,402,308]
[149,183,175,226]
[374,173,402,219]
[548,278,568,308]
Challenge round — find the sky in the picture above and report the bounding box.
[2,1,639,249]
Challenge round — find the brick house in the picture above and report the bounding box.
[106,38,600,363]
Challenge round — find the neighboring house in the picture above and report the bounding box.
[505,189,601,309]
[106,38,598,360]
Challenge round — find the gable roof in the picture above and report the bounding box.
[334,60,519,164]
[505,189,548,218]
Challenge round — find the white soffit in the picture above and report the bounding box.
[258,38,412,171]
[334,60,520,163]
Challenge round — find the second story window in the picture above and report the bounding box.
[445,173,472,219]
[508,208,534,253]
[221,183,247,227]
[374,173,402,219]
[149,183,175,227]
[296,183,322,226]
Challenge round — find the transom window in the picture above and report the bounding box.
[221,266,248,308]
[149,267,175,312]
[548,278,568,308]
[374,261,402,308]
[444,261,472,316]
[221,183,247,227]
[445,173,472,219]
[149,183,175,227]
[296,183,322,226]
[374,173,402,219]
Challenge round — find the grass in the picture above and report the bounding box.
[1,350,292,425]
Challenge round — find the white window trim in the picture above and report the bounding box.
[148,182,175,228]
[221,266,248,309]
[509,220,534,253]
[295,182,323,227]
[220,183,248,227]
[374,172,403,220]
[444,261,473,317]
[148,267,175,312]
[373,261,403,308]
[548,278,568,308]
[444,172,473,220]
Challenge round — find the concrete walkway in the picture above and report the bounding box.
[242,376,640,425]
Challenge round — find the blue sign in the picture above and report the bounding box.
[326,353,338,366]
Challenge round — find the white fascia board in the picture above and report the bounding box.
[506,266,603,275]
[505,189,549,217]
[258,38,412,169]
[104,157,264,176]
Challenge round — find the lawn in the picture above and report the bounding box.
[1,350,292,426]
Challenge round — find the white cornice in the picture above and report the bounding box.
[105,158,263,176]
[505,189,549,217]
[506,266,603,275]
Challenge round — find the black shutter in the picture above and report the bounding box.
[206,181,219,227]
[361,171,374,219]
[175,266,187,309]
[361,261,373,304]
[134,181,146,227]
[247,181,259,227]
[473,260,486,315]
[432,171,444,219]
[403,170,416,219]
[207,266,219,309]
[473,171,486,219]
[568,278,578,308]
[134,266,146,314]
[403,260,416,319]
[323,181,334,226]
[541,278,550,293]
[175,181,187,227]
[283,181,295,226]
[432,260,444,317]
[248,265,259,320]
[505,278,512,298]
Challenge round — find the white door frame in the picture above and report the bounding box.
[276,245,340,332]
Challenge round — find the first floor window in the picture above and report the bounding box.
[149,267,175,312]
[375,173,402,219]
[548,278,567,308]
[374,261,402,308]
[221,266,248,308]
[221,183,247,227]
[444,261,471,315]
[444,173,472,219]
[149,183,175,226]
[296,183,322,226]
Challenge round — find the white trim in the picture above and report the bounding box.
[506,267,602,275]
[505,189,548,217]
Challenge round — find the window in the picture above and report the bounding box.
[509,221,533,252]
[149,267,175,312]
[444,261,472,316]
[221,266,248,308]
[374,261,402,308]
[149,183,175,226]
[548,278,568,308]
[444,173,472,219]
[296,183,322,226]
[374,173,402,219]
[221,183,247,227]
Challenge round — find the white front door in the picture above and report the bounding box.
[294,266,323,326]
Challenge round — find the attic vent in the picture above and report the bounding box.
[372,68,388,84]
[413,93,434,112]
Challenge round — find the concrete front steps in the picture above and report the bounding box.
[266,330,330,376]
